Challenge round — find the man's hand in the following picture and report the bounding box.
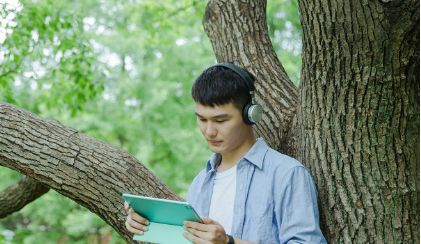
[124,201,150,235]
[183,218,229,244]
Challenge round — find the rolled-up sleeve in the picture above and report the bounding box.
[275,166,327,243]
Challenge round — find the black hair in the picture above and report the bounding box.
[191,65,255,111]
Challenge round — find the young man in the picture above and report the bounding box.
[125,63,326,243]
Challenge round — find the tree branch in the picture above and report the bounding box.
[0,174,49,218]
[0,102,180,243]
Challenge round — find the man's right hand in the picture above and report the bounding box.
[124,201,150,235]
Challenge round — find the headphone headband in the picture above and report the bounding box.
[211,62,262,125]
[213,63,254,91]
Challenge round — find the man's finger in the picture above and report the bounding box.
[201,217,217,225]
[185,226,213,241]
[124,201,130,212]
[125,219,144,235]
[129,209,150,225]
[183,230,211,244]
[184,221,209,232]
[126,216,149,232]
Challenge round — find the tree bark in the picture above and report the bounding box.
[0,103,180,243]
[0,175,49,218]
[203,0,298,154]
[0,0,419,243]
[296,0,419,242]
[204,0,419,242]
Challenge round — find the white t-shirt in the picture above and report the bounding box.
[208,164,237,235]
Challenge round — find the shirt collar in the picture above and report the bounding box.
[206,153,221,172]
[243,138,269,169]
[205,138,269,172]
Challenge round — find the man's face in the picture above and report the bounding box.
[195,102,251,155]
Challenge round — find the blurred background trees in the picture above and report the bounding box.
[0,0,302,243]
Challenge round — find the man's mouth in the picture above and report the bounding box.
[208,140,222,146]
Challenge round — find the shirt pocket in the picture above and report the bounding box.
[245,192,275,241]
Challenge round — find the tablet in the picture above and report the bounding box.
[123,193,202,225]
[122,193,202,243]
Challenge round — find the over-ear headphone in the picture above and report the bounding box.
[212,62,263,125]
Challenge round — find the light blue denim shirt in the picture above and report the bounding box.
[187,138,327,244]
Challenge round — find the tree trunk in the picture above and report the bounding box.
[1,0,419,243]
[296,0,419,242]
[0,103,180,243]
[203,0,419,242]
[203,0,298,154]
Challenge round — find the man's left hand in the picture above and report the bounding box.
[183,218,228,244]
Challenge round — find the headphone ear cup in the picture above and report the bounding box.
[248,104,263,124]
[242,102,254,125]
[243,103,263,125]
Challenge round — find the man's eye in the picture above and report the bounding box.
[216,120,227,123]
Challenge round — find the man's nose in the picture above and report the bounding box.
[205,122,217,137]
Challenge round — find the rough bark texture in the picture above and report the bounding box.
[204,0,419,242]
[0,176,49,218]
[203,0,298,154]
[0,103,180,243]
[296,0,419,242]
[0,0,419,243]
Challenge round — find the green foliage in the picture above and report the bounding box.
[267,0,302,85]
[0,0,302,242]
[0,0,105,114]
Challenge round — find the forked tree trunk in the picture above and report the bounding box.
[203,0,299,154]
[0,0,418,243]
[203,0,419,243]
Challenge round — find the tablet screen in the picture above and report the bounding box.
[123,193,202,226]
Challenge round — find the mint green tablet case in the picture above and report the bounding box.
[122,193,202,244]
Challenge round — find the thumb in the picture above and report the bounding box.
[201,217,218,225]
[124,201,130,212]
